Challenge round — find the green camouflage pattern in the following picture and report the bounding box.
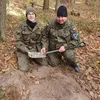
[42,19,80,66]
[16,21,42,53]
[16,21,46,72]
[42,19,80,50]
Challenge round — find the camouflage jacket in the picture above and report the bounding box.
[16,21,42,53]
[42,19,80,50]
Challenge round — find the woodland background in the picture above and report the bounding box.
[0,0,100,100]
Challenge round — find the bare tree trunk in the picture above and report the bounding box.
[0,0,6,41]
[55,0,60,11]
[43,0,49,10]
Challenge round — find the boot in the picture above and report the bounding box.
[66,59,80,72]
[72,63,80,72]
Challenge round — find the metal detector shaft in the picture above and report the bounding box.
[28,41,86,58]
[45,50,59,54]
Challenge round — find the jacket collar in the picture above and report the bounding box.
[23,21,40,31]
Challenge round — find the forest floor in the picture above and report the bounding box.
[0,1,100,100]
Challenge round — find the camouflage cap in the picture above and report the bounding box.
[26,7,36,16]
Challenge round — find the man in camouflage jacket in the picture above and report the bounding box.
[16,7,47,72]
[41,6,80,72]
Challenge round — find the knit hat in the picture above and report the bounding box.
[26,7,36,17]
[57,6,68,17]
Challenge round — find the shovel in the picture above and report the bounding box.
[28,41,86,58]
[28,50,59,58]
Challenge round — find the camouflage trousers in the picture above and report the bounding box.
[47,49,75,67]
[17,51,48,72]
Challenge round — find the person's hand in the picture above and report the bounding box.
[41,47,46,53]
[59,46,65,52]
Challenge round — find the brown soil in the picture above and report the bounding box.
[0,66,91,100]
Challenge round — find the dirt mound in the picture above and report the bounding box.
[0,66,91,100]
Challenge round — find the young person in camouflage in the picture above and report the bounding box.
[16,7,47,72]
[41,6,80,72]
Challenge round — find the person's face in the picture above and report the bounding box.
[57,16,67,24]
[27,12,35,21]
